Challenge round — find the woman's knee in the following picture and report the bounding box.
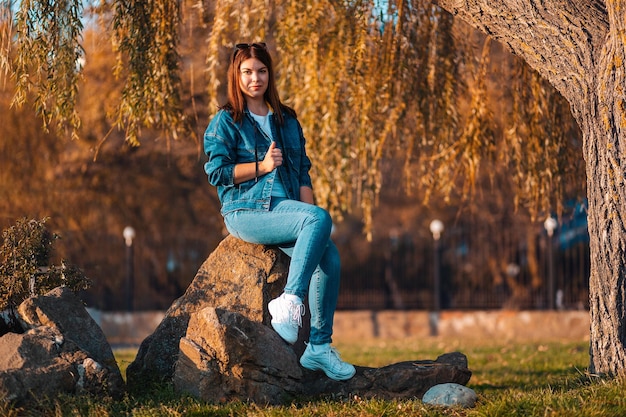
[308,206,333,235]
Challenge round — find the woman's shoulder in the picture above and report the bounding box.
[206,109,240,142]
[279,104,298,120]
[215,106,235,119]
[209,107,236,127]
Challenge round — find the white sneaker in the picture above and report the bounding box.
[299,343,356,381]
[268,293,304,344]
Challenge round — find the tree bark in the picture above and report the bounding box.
[587,1,626,376]
[434,0,626,375]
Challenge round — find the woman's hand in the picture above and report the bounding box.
[259,141,283,173]
[232,142,283,184]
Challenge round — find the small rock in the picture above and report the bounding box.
[422,382,477,408]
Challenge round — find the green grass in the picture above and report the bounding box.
[7,337,626,416]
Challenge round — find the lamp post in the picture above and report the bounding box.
[429,219,444,336]
[544,216,557,310]
[123,226,135,312]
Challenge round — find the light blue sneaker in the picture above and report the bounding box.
[300,342,356,381]
[268,293,304,344]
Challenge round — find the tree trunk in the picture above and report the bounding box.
[434,0,626,375]
[586,2,626,375]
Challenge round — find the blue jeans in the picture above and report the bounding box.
[223,198,340,345]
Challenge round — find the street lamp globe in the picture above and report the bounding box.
[544,216,557,237]
[429,219,444,241]
[123,226,136,247]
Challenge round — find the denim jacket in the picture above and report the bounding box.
[204,108,313,215]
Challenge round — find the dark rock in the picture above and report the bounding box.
[0,312,22,336]
[301,353,472,401]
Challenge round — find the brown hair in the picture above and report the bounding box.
[222,43,296,124]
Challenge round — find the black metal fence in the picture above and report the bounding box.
[69,203,590,312]
[336,203,590,311]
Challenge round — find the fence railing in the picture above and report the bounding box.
[336,213,590,311]
[65,204,591,312]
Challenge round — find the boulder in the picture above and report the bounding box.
[0,287,124,402]
[130,235,473,403]
[174,307,472,404]
[18,287,121,378]
[173,307,303,404]
[126,235,298,389]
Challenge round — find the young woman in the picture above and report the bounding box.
[203,42,355,381]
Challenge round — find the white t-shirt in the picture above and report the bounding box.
[250,111,287,198]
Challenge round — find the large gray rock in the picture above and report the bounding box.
[126,235,296,389]
[174,307,472,404]
[130,235,473,403]
[0,287,124,403]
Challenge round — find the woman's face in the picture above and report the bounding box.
[239,57,268,101]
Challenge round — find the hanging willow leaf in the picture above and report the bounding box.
[112,0,186,146]
[12,0,84,140]
[0,0,581,235]
[0,1,12,84]
[505,58,581,219]
[202,0,464,237]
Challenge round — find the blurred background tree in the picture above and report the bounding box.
[0,0,585,311]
